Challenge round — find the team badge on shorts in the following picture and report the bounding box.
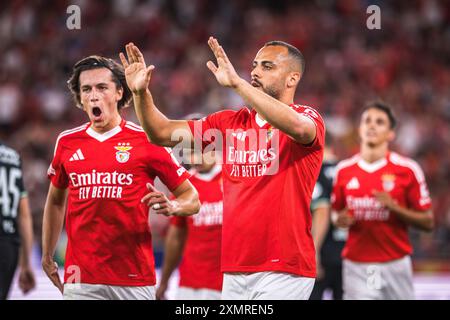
[381,174,396,192]
[114,143,132,163]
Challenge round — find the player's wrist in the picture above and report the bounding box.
[20,259,31,268]
[390,202,403,215]
[159,279,169,287]
[132,88,150,96]
[233,77,247,90]
[19,264,31,271]
[41,253,55,263]
[169,200,181,216]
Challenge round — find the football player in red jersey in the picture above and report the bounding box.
[41,56,200,300]
[156,114,223,300]
[156,147,223,300]
[332,101,434,299]
[120,37,324,300]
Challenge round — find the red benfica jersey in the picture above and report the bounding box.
[170,165,223,291]
[188,105,325,277]
[47,120,189,286]
[331,152,432,262]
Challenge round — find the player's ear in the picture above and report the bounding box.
[116,86,123,102]
[79,96,87,111]
[287,71,300,88]
[387,129,396,142]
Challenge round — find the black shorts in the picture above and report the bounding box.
[0,240,19,300]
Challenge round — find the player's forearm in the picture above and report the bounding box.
[41,203,66,259]
[172,188,200,217]
[160,227,187,285]
[311,206,331,253]
[233,79,314,143]
[18,197,33,268]
[390,205,434,232]
[132,90,178,147]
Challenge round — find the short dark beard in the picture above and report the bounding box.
[262,85,281,100]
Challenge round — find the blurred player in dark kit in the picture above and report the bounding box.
[0,141,35,299]
[309,132,346,300]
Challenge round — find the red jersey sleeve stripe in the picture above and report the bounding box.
[333,155,360,185]
[390,152,426,183]
[53,123,89,155]
[125,125,145,132]
[125,121,145,131]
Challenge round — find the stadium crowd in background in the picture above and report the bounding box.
[0,0,449,267]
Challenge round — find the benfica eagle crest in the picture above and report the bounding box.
[381,173,396,192]
[114,143,132,163]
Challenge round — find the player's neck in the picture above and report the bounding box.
[197,166,215,174]
[280,92,294,106]
[360,143,389,163]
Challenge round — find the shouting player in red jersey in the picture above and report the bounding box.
[41,56,200,300]
[332,101,434,300]
[156,147,223,300]
[120,37,325,300]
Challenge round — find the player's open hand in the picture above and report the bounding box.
[119,43,155,94]
[206,36,241,88]
[18,266,36,294]
[141,183,180,216]
[42,256,64,294]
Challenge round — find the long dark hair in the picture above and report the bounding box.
[67,55,132,110]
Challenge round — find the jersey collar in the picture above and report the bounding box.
[255,112,267,128]
[86,119,125,142]
[357,152,389,173]
[192,164,222,181]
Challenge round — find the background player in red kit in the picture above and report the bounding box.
[156,146,223,300]
[41,56,200,300]
[120,37,325,299]
[332,101,434,300]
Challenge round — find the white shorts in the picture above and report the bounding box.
[176,286,222,300]
[343,256,414,300]
[222,272,315,300]
[63,283,156,300]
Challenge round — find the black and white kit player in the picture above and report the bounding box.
[0,143,35,299]
[309,158,347,300]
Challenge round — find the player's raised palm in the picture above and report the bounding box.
[206,37,241,88]
[119,43,155,94]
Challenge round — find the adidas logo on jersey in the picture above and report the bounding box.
[69,149,85,161]
[346,177,360,190]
